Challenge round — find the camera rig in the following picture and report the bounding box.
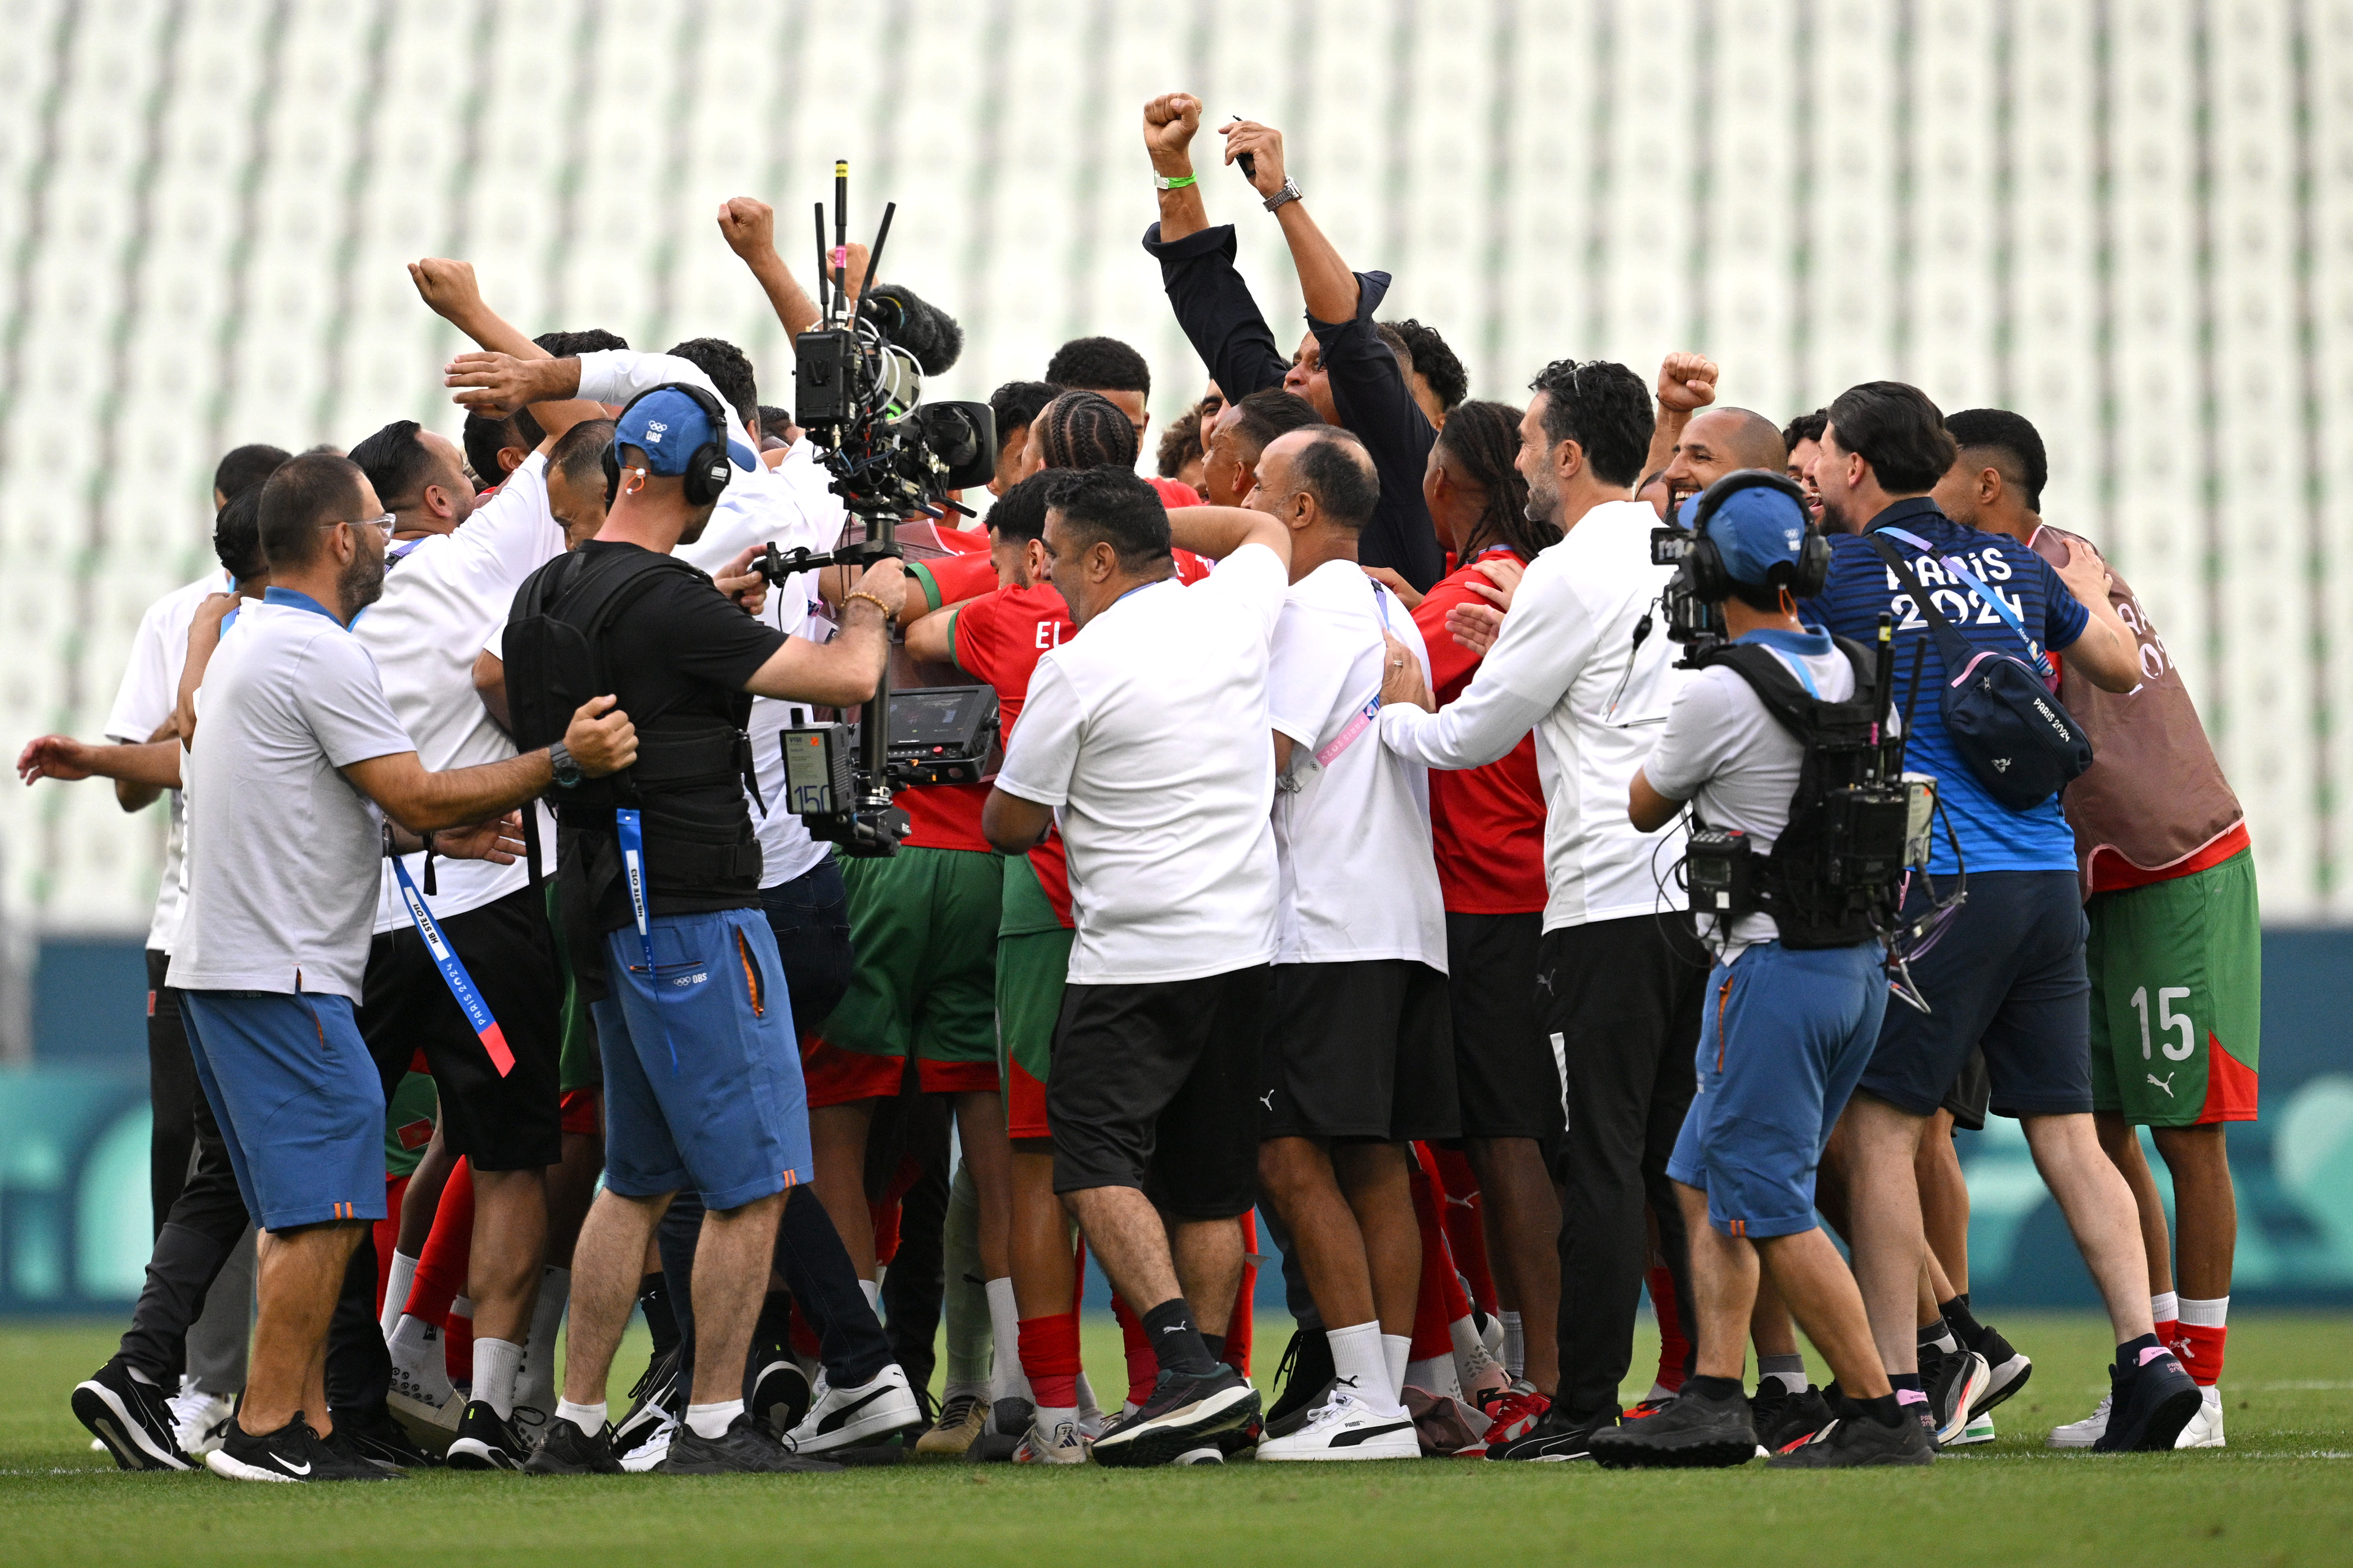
[758,162,998,856]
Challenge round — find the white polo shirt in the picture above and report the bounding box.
[105,569,232,954]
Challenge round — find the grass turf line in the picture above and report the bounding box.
[3,1310,2350,1567]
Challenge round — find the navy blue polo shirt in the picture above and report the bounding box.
[1798,497,2091,873]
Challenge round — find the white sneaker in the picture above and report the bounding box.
[385,1320,461,1433]
[783,1364,922,1454]
[1255,1389,1419,1462]
[1171,1445,1224,1464]
[1948,1412,1996,1447]
[2175,1385,2225,1449]
[2046,1391,2111,1448]
[1013,1414,1092,1465]
[169,1382,235,1456]
[617,1417,674,1472]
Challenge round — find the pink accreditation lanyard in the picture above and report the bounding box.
[1312,579,1395,769]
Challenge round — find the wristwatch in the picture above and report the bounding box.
[549,739,582,788]
[1263,177,1302,213]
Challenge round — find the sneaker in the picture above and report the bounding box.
[385,1322,462,1435]
[1589,1384,1758,1470]
[1948,1412,1996,1446]
[1923,1347,1991,1447]
[1620,1397,1675,1421]
[1263,1328,1336,1432]
[612,1345,682,1457]
[662,1412,845,1475]
[2093,1345,2202,1453]
[205,1413,394,1483]
[169,1382,235,1457]
[334,1407,438,1470]
[782,1364,923,1455]
[446,1400,529,1470]
[1748,1379,1791,1443]
[2045,1391,2111,1448]
[968,1396,1035,1463]
[2175,1384,2225,1449]
[1013,1413,1092,1465]
[1173,1445,1224,1464]
[1965,1321,2033,1416]
[525,1416,624,1475]
[72,1359,194,1472]
[1213,1413,1263,1458]
[1090,1364,1261,1470]
[1767,1408,1936,1468]
[1475,1382,1550,1448]
[1485,1407,1615,1462]
[1457,1337,1513,1406]
[509,1403,551,1454]
[914,1390,989,1457]
[1402,1387,1488,1457]
[1256,1387,1419,1462]
[750,1354,813,1439]
[1759,1386,1834,1453]
[619,1420,674,1472]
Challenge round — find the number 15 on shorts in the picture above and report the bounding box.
[2131,985,2194,1061]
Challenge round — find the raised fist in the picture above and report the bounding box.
[1144,93,1203,160]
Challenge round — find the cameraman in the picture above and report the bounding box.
[1593,477,1926,1470]
[515,390,908,1477]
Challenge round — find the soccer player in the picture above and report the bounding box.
[1799,382,2203,1452]
[1935,408,2255,1450]
[1595,475,1931,1470]
[1199,389,1324,510]
[1782,410,1828,524]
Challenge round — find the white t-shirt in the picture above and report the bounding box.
[105,570,231,953]
[1378,498,1690,932]
[168,593,418,1000]
[1640,630,1879,958]
[1268,561,1447,968]
[355,453,565,931]
[994,544,1288,984]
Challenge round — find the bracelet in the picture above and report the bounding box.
[1153,172,1197,191]
[844,590,896,623]
[1263,177,1302,213]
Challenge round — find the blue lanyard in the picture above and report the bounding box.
[1879,526,2053,678]
[614,807,679,1071]
[390,858,515,1076]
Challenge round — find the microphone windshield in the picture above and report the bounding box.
[860,284,964,375]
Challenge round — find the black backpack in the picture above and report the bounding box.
[1868,531,2092,811]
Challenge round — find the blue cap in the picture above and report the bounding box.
[1678,484,1810,589]
[613,389,757,477]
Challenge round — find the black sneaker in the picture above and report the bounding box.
[2093,1344,2202,1453]
[1759,1385,1834,1453]
[1089,1364,1260,1470]
[1485,1407,1616,1462]
[1964,1322,2033,1416]
[750,1354,812,1439]
[71,1359,193,1472]
[1748,1379,1790,1443]
[613,1346,682,1461]
[968,1396,1035,1463]
[1767,1406,1936,1468]
[1264,1328,1336,1432]
[447,1399,530,1470]
[524,1416,624,1475]
[661,1413,845,1474]
[205,1412,394,1483]
[1589,1385,1757,1469]
[1214,1412,1264,1457]
[1922,1347,1990,1446]
[330,1407,436,1470]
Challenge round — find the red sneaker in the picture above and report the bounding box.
[1476,1383,1551,1447]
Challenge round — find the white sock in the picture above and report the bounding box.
[472,1337,525,1421]
[984,1277,1033,1405]
[1033,1404,1078,1444]
[556,1398,606,1438]
[943,1380,986,1413]
[515,1267,568,1415]
[686,1399,743,1440]
[1327,1322,1396,1412]
[1381,1333,1412,1403]
[1074,1369,1102,1423]
[1500,1310,1525,1378]
[387,1313,436,1368]
[380,1251,420,1340]
[859,1278,883,1317]
[452,1294,474,1322]
[2152,1290,2181,1323]
[1404,1354,1460,1399]
[2178,1295,2229,1327]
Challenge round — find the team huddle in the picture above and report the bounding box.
[25,94,2255,1482]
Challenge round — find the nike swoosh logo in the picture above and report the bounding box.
[276,1457,312,1475]
[817,1386,889,1432]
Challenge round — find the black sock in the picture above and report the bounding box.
[639,1273,679,1358]
[1939,1294,1986,1350]
[1685,1372,1742,1402]
[1141,1297,1217,1377]
[1890,1371,1926,1418]
[752,1290,795,1354]
[1857,1391,1907,1429]
[1201,1332,1225,1364]
[2116,1331,2162,1372]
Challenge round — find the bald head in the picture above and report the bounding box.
[1664,406,1789,511]
[1262,426,1380,530]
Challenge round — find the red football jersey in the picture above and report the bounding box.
[1149,475,1204,510]
[953,583,1079,926]
[1413,549,1548,913]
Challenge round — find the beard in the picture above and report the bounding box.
[677,503,718,547]
[1816,494,1861,535]
[1523,471,1558,526]
[339,542,386,614]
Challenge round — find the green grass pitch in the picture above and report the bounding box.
[3,1311,2350,1566]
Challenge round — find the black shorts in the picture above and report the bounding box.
[1048,965,1269,1221]
[360,882,564,1171]
[1444,912,1559,1143]
[1859,871,2091,1120]
[1263,959,1458,1142]
[1940,1046,1991,1131]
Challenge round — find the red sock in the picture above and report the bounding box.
[1407,1155,1458,1362]
[1427,1145,1496,1315]
[1648,1263,1688,1394]
[404,1158,474,1328]
[1221,1211,1255,1377]
[1017,1313,1083,1409]
[373,1174,410,1314]
[2155,1314,2181,1358]
[2176,1322,2227,1386]
[1110,1292,1157,1407]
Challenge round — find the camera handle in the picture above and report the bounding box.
[756,531,912,854]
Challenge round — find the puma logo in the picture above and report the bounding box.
[1258,1091,1275,1111]
[1535,971,1556,995]
[2147,1072,2175,1097]
[1334,1375,1362,1390]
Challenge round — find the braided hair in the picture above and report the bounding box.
[1035,389,1141,471]
[1436,400,1554,560]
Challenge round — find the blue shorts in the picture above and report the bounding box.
[181,990,387,1233]
[1667,940,1886,1239]
[1858,870,2092,1119]
[593,909,812,1211]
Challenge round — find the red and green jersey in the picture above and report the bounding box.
[1412,548,1549,913]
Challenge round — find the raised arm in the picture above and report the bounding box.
[1139,93,1288,401]
[1644,353,1719,478]
[716,197,867,340]
[409,259,604,445]
[341,696,635,833]
[1221,120,1357,324]
[1165,504,1293,570]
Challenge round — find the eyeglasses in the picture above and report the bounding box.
[322,513,396,539]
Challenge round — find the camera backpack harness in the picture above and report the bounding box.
[1866,527,2092,810]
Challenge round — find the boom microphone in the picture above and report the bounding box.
[859,283,964,375]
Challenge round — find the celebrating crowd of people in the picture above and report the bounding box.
[20,92,2257,1482]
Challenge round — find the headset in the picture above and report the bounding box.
[603,381,738,509]
[1679,468,1831,603]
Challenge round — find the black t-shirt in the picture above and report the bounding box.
[553,541,787,929]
